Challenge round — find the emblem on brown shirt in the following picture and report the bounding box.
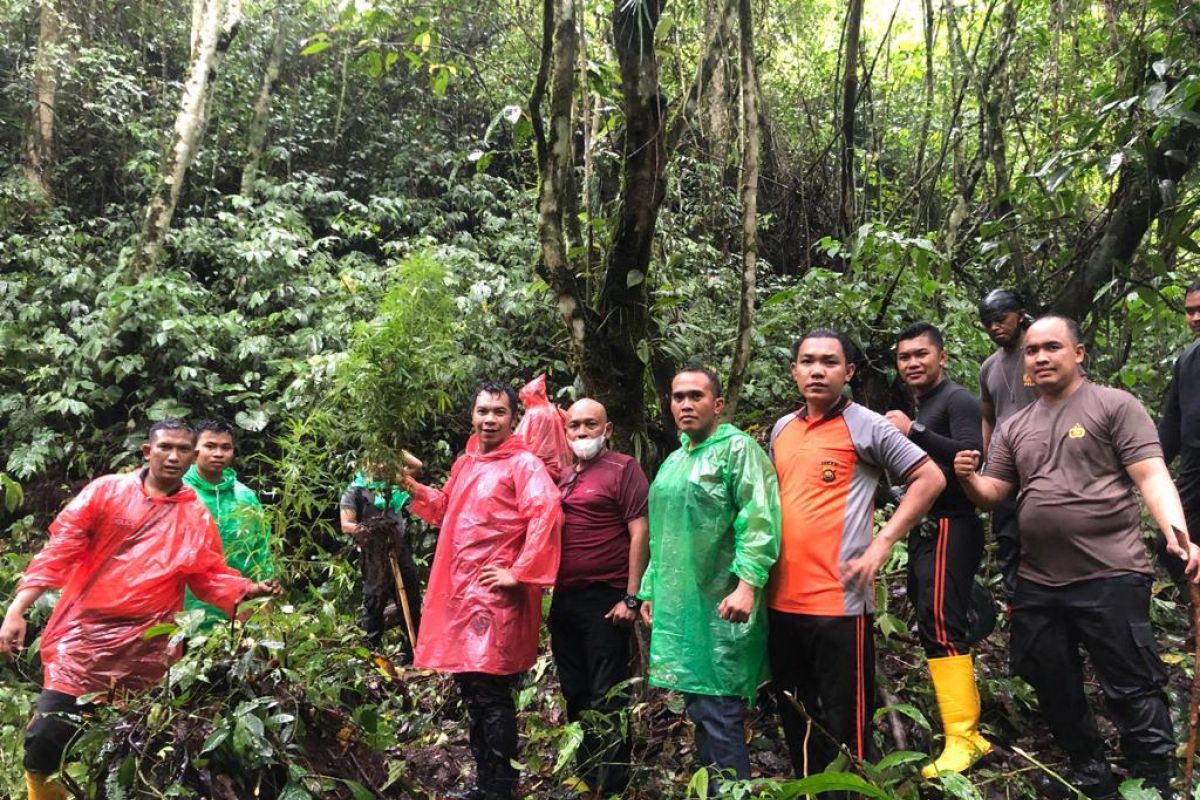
[1068,424,1086,439]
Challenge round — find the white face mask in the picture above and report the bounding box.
[569,436,605,461]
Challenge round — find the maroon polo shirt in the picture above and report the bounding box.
[556,449,649,590]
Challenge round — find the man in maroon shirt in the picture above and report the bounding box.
[549,398,650,797]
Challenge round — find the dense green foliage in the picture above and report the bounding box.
[2,0,1200,796]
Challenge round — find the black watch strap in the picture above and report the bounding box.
[623,594,642,609]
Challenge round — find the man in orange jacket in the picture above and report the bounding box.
[0,419,280,800]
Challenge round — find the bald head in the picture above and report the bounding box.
[565,398,612,460]
[568,398,608,425]
[1023,314,1086,398]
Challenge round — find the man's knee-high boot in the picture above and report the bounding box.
[921,654,992,778]
[25,772,67,800]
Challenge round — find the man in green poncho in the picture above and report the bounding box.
[639,366,782,782]
[183,419,275,628]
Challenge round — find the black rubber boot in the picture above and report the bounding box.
[1033,759,1118,800]
[1128,757,1174,800]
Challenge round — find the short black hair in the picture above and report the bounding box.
[675,364,723,398]
[1186,277,1200,296]
[473,380,519,414]
[148,418,196,444]
[792,328,861,365]
[193,418,236,443]
[897,321,944,351]
[1032,314,1085,345]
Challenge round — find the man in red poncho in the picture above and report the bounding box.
[404,380,563,800]
[0,419,280,800]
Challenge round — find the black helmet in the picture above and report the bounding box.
[978,288,1024,323]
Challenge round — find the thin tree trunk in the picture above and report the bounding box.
[702,0,732,160]
[240,0,288,197]
[912,0,936,232]
[332,47,349,152]
[724,0,761,417]
[26,0,62,199]
[131,0,234,274]
[531,0,586,355]
[838,0,864,239]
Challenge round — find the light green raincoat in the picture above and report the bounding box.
[183,465,275,627]
[639,423,781,702]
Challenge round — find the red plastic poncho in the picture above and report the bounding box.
[18,471,253,697]
[515,374,571,481]
[409,434,562,674]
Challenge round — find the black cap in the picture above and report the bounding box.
[978,289,1023,323]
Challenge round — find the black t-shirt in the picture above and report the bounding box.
[910,379,983,517]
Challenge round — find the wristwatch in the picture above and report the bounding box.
[622,594,642,610]
[909,421,927,437]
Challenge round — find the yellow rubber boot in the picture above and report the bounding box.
[25,772,67,800]
[921,654,992,778]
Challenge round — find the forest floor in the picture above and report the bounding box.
[1,543,1195,799]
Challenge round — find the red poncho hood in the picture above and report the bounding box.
[514,374,571,481]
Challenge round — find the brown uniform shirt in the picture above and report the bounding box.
[982,382,1160,586]
[979,345,1040,425]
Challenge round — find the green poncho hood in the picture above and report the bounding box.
[639,423,781,701]
[348,472,410,514]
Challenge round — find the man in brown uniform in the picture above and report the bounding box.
[955,315,1200,799]
[977,289,1040,597]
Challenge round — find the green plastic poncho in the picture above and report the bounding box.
[183,465,275,626]
[639,423,781,702]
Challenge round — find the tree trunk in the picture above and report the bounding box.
[132,0,238,274]
[531,0,585,356]
[666,0,735,154]
[702,0,732,161]
[26,0,62,200]
[838,0,865,239]
[724,0,761,418]
[587,0,668,456]
[533,0,723,462]
[240,0,288,197]
[911,0,936,232]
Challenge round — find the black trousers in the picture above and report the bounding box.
[907,515,985,658]
[455,672,521,800]
[992,501,1021,600]
[769,611,876,777]
[24,690,92,774]
[1010,574,1174,766]
[547,584,633,794]
[359,518,421,654]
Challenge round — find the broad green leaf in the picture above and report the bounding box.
[873,702,930,730]
[876,750,928,771]
[772,771,892,799]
